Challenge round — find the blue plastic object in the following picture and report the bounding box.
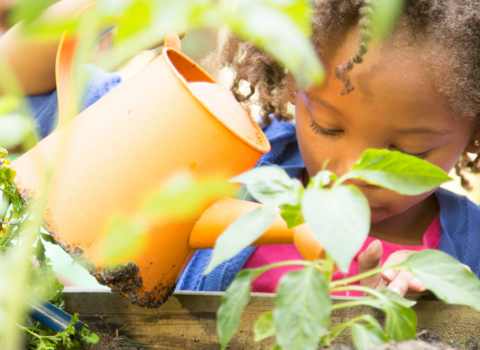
[28,298,84,333]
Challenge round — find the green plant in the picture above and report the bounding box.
[0,148,99,349]
[209,149,480,350]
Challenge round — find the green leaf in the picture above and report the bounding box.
[274,265,331,350]
[308,170,336,189]
[143,175,234,220]
[35,238,46,265]
[80,327,100,345]
[206,205,278,274]
[370,0,406,42]
[363,289,417,341]
[231,166,302,206]
[302,186,370,272]
[228,0,324,87]
[10,0,56,25]
[397,250,480,311]
[279,203,304,229]
[345,149,451,195]
[254,311,276,342]
[351,323,389,350]
[217,270,256,349]
[101,215,147,263]
[40,233,57,245]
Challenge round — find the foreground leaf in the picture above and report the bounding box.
[302,186,370,272]
[345,149,451,195]
[363,289,417,341]
[254,311,276,342]
[398,250,480,311]
[206,205,278,274]
[351,323,389,350]
[279,203,304,229]
[217,270,256,349]
[274,265,331,350]
[231,166,302,206]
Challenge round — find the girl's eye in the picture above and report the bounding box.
[389,146,431,160]
[310,120,343,136]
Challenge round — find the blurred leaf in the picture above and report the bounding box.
[0,113,34,149]
[344,149,451,196]
[274,265,331,350]
[254,311,276,342]
[0,96,20,116]
[217,270,256,350]
[279,202,303,229]
[370,0,405,42]
[397,250,480,312]
[206,205,278,274]
[143,174,234,221]
[101,215,147,263]
[308,169,336,189]
[302,186,370,272]
[362,289,417,341]
[9,0,56,25]
[351,323,389,350]
[228,0,324,87]
[231,166,302,206]
[112,1,151,42]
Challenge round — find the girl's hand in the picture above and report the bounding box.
[358,240,426,296]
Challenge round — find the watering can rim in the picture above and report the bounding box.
[160,45,271,155]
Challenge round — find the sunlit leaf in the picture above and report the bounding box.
[302,186,370,272]
[308,170,336,189]
[231,166,302,206]
[370,0,406,42]
[100,215,147,263]
[274,265,331,350]
[9,0,56,25]
[205,205,278,274]
[217,270,256,350]
[143,174,234,221]
[345,149,451,195]
[254,311,276,342]
[398,250,480,312]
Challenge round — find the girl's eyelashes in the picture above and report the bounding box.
[310,119,343,136]
[389,145,431,159]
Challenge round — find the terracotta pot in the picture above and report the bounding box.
[12,12,322,307]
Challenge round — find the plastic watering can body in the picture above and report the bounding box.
[12,14,323,307]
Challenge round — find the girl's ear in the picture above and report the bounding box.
[465,127,480,153]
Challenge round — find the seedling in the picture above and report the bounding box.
[208,149,480,350]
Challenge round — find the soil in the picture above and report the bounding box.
[329,339,458,350]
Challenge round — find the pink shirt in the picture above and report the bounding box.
[243,215,441,295]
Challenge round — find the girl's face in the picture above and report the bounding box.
[296,32,480,224]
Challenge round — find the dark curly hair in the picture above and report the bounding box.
[206,0,480,190]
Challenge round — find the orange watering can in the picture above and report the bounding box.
[12,9,322,308]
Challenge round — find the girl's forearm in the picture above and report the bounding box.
[0,0,95,96]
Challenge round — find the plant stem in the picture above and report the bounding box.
[330,300,370,311]
[331,285,385,299]
[329,265,406,288]
[255,260,313,275]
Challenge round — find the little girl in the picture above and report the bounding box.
[3,0,480,297]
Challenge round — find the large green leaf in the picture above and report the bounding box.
[205,205,278,274]
[302,186,370,272]
[362,289,417,341]
[397,250,480,311]
[343,149,451,195]
[231,166,302,206]
[351,323,389,350]
[217,270,256,350]
[274,265,331,350]
[254,311,276,342]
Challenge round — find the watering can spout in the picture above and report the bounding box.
[189,197,324,261]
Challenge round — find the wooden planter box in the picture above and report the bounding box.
[63,288,480,349]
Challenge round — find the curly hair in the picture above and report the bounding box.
[206,0,480,190]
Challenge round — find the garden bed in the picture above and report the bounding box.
[63,288,480,349]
